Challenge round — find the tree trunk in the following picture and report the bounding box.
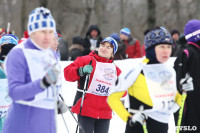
[147,0,156,29]
[21,0,26,35]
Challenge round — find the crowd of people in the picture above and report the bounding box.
[0,6,199,133]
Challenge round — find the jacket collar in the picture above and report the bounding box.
[89,51,113,63]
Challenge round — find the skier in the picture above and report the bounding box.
[107,27,192,133]
[2,7,63,133]
[174,19,200,132]
[0,35,18,133]
[64,37,121,133]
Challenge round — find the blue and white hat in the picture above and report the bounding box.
[0,34,18,45]
[101,37,118,55]
[27,7,56,35]
[144,27,173,50]
[120,27,131,36]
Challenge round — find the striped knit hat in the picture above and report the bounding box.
[101,37,118,55]
[120,28,131,36]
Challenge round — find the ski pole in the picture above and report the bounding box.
[143,120,148,133]
[176,91,187,133]
[76,60,92,133]
[52,85,58,133]
[61,113,70,133]
[59,94,85,133]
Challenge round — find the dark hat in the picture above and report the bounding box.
[171,29,180,36]
[72,36,83,45]
[110,33,120,42]
[0,43,16,63]
[144,27,173,50]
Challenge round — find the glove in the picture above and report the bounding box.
[40,64,61,89]
[170,103,180,113]
[128,112,148,126]
[57,100,68,114]
[180,73,194,92]
[78,65,93,77]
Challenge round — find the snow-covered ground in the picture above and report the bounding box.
[57,58,176,133]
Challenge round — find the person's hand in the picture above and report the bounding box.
[40,64,61,89]
[170,103,180,113]
[128,111,148,127]
[57,100,68,114]
[78,65,93,77]
[180,73,194,92]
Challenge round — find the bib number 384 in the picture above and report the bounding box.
[96,84,110,94]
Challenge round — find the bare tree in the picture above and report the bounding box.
[80,0,94,36]
[147,0,156,29]
[21,0,27,35]
[120,0,124,27]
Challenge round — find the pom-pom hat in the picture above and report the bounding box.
[27,7,56,35]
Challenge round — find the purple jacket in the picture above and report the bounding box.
[2,39,56,133]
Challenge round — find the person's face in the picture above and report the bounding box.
[98,42,113,59]
[51,37,59,51]
[155,44,172,63]
[30,29,54,49]
[90,30,98,39]
[119,33,128,41]
[172,33,179,42]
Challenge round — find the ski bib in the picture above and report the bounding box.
[143,64,177,123]
[0,79,12,118]
[15,44,62,109]
[87,61,117,96]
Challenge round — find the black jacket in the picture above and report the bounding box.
[174,43,200,132]
[83,25,103,55]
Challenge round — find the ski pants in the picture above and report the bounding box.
[78,115,110,133]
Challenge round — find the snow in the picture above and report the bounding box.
[57,57,176,133]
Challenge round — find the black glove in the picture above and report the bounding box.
[57,100,68,114]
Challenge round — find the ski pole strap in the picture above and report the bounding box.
[143,121,148,133]
[176,92,187,133]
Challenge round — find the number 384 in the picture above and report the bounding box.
[96,84,110,94]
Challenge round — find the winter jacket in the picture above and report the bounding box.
[0,66,6,133]
[69,44,84,61]
[83,25,103,55]
[108,58,182,122]
[174,42,200,132]
[58,38,69,61]
[2,39,58,133]
[122,36,141,58]
[64,51,121,119]
[114,41,126,60]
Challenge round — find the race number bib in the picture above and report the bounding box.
[0,79,12,118]
[87,61,117,96]
[143,64,177,123]
[15,44,62,109]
